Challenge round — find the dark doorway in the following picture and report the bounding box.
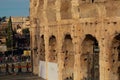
[81,34,99,80]
[62,34,74,80]
[111,34,120,80]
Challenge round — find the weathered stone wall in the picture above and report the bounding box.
[30,0,120,80]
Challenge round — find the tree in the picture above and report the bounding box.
[0,16,6,23]
[6,16,14,50]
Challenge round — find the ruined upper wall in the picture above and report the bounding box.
[30,0,120,23]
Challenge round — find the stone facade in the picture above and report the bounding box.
[30,0,120,80]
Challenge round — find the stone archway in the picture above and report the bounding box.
[110,34,120,80]
[47,35,58,80]
[62,34,74,80]
[81,34,99,80]
[49,35,57,62]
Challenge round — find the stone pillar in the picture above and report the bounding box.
[56,0,61,21]
[31,18,39,75]
[74,36,84,80]
[57,34,63,80]
[71,1,81,80]
[44,34,49,80]
[74,42,81,80]
[43,0,49,80]
[55,0,62,79]
[71,0,79,19]
[99,38,111,80]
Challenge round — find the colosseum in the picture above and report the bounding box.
[30,0,120,80]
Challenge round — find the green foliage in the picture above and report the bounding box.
[0,16,6,23]
[6,16,14,49]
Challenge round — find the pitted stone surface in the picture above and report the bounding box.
[30,0,120,80]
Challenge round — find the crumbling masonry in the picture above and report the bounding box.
[30,0,120,80]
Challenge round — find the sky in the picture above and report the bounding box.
[0,0,29,17]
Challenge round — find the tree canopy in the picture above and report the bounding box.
[6,16,14,50]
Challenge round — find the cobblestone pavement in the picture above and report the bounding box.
[0,73,45,80]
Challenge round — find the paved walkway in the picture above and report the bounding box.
[0,73,45,80]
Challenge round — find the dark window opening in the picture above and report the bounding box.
[65,34,72,40]
[92,0,94,3]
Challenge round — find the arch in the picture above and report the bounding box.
[39,35,45,61]
[62,34,74,80]
[60,0,72,19]
[81,34,100,80]
[46,0,56,22]
[110,34,120,80]
[48,35,57,62]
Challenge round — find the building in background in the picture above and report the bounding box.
[0,17,30,55]
[6,16,30,31]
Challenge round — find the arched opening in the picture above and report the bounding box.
[60,0,72,19]
[39,35,45,61]
[39,35,46,78]
[111,34,120,80]
[81,34,99,80]
[62,34,74,80]
[49,35,57,62]
[46,0,56,22]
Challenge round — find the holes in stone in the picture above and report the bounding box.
[114,47,116,49]
[95,21,98,25]
[64,76,73,80]
[84,58,87,61]
[113,22,116,25]
[85,22,88,25]
[108,68,110,71]
[53,50,56,52]
[65,57,68,60]
[113,59,115,63]
[105,29,107,32]
[92,0,94,3]
[102,38,104,40]
[107,22,110,24]
[118,52,120,61]
[34,2,37,7]
[90,22,93,25]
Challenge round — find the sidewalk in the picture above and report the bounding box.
[0,72,45,80]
